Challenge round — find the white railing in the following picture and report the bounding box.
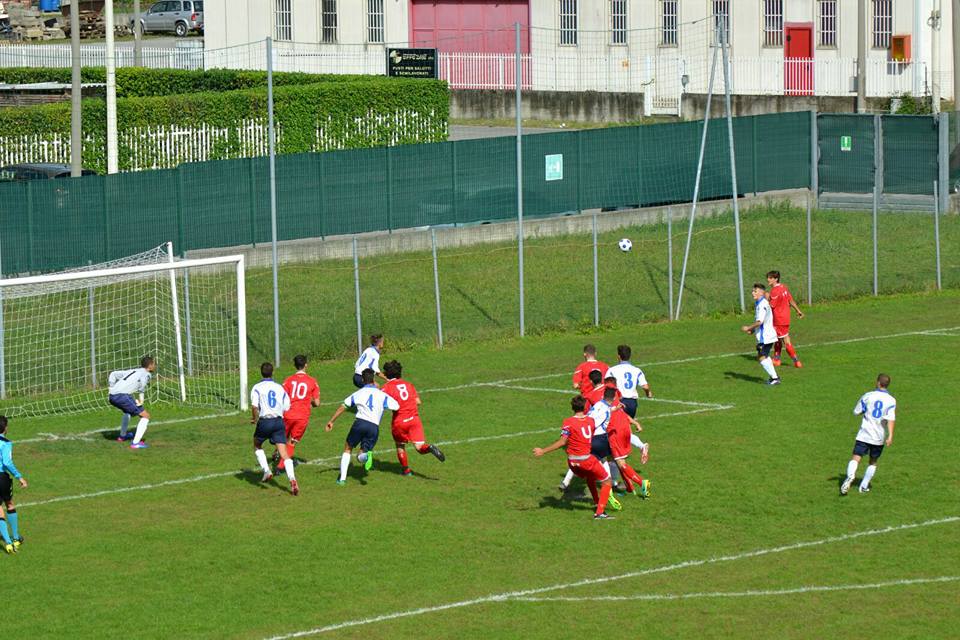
[0,44,204,70]
[438,52,532,90]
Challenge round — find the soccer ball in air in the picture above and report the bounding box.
[618,238,633,252]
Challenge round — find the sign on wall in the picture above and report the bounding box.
[386,48,438,79]
[840,135,852,152]
[545,154,563,181]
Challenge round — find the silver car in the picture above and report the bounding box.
[133,0,204,37]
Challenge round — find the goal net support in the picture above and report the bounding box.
[0,246,247,417]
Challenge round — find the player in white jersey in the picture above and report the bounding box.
[606,344,653,419]
[107,356,156,449]
[741,283,781,385]
[353,333,388,388]
[250,362,299,495]
[841,374,896,496]
[326,368,400,485]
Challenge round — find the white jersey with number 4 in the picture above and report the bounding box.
[250,379,290,419]
[354,346,382,375]
[607,362,647,399]
[344,385,399,425]
[853,389,896,445]
[754,298,776,345]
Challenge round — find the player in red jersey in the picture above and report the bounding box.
[533,395,615,520]
[766,270,805,368]
[277,354,320,472]
[381,360,445,476]
[572,344,609,396]
[606,401,651,499]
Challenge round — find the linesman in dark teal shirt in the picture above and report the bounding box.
[0,416,27,553]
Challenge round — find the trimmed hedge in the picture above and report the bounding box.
[0,68,449,172]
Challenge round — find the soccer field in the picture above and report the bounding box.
[8,291,960,639]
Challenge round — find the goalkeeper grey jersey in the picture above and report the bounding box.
[108,367,152,395]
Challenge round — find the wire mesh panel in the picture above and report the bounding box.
[818,114,875,194]
[881,116,938,195]
[809,208,877,301]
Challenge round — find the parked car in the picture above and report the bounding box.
[0,163,97,181]
[132,0,203,37]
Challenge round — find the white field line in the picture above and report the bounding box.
[20,412,236,445]
[511,575,960,603]
[919,329,960,337]
[261,516,960,639]
[17,405,729,509]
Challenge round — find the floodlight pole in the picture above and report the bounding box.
[515,22,525,337]
[69,0,82,177]
[133,0,142,67]
[105,0,118,174]
[267,37,281,365]
[720,16,746,313]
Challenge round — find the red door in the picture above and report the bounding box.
[784,24,813,95]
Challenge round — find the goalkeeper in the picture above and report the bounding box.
[108,356,156,449]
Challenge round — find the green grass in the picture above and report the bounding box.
[4,291,960,638]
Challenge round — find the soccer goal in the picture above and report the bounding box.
[0,244,247,417]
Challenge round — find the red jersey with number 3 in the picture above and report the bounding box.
[769,283,794,325]
[282,372,320,421]
[382,378,420,426]
[573,361,609,395]
[561,415,596,458]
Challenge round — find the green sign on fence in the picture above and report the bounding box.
[840,135,852,152]
[545,154,563,181]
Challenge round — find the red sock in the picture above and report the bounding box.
[774,341,783,358]
[287,442,296,460]
[415,443,430,454]
[587,481,599,505]
[785,343,798,360]
[621,463,644,486]
[396,447,409,469]
[596,483,612,515]
[618,467,634,493]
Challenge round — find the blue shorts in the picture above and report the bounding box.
[254,417,287,445]
[591,433,611,460]
[352,374,364,388]
[853,440,884,459]
[757,342,774,358]
[109,393,143,416]
[621,397,638,419]
[346,418,379,452]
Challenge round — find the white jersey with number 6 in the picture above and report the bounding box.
[853,389,896,445]
[250,379,290,419]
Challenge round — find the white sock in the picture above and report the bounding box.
[760,357,778,379]
[861,464,877,489]
[846,459,859,480]
[255,449,270,474]
[284,459,296,482]
[132,418,149,444]
[608,462,621,485]
[339,453,351,482]
[630,434,646,449]
[561,469,575,488]
[357,451,368,464]
[119,413,130,435]
[601,460,611,477]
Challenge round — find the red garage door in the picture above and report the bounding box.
[410,0,530,53]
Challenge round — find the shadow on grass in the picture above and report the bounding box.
[723,370,767,384]
[234,469,294,494]
[535,487,596,512]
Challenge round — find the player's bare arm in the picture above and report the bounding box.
[325,405,347,431]
[311,396,321,408]
[741,319,762,333]
[641,383,653,398]
[629,416,643,432]
[250,406,260,425]
[18,477,26,488]
[791,299,805,318]
[533,436,568,457]
[885,419,895,447]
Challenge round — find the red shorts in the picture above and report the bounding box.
[392,415,425,444]
[774,324,790,339]
[608,428,631,460]
[285,417,309,441]
[567,456,610,483]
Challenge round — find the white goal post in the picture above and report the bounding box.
[0,252,247,417]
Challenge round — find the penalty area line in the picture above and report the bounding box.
[261,516,960,639]
[20,412,239,445]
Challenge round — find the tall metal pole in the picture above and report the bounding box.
[667,208,674,320]
[720,18,745,313]
[105,0,118,174]
[592,210,599,326]
[934,181,942,290]
[515,22,525,337]
[353,237,362,356]
[69,0,82,177]
[857,0,867,113]
[953,0,960,108]
[931,0,942,114]
[267,37,280,365]
[806,194,813,305]
[88,262,97,387]
[133,0,143,67]
[873,114,881,296]
[431,228,444,347]
[675,26,721,320]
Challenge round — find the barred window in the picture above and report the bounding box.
[274,0,292,42]
[763,0,783,47]
[711,0,730,46]
[818,0,837,46]
[872,0,892,48]
[559,0,577,45]
[610,0,627,45]
[367,0,384,44]
[661,0,678,46]
[322,0,338,44]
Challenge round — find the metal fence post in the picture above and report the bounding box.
[934,181,942,290]
[267,36,280,365]
[720,21,745,313]
[806,194,813,305]
[872,114,881,296]
[667,208,674,319]
[592,210,599,326]
[938,113,949,214]
[353,237,362,356]
[515,22,525,337]
[431,228,444,347]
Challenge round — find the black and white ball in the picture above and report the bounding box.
[618,238,633,252]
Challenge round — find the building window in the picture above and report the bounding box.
[559,0,577,46]
[818,0,837,47]
[710,0,730,46]
[274,0,292,42]
[661,0,678,46]
[610,0,627,45]
[367,0,384,43]
[763,0,783,47]
[872,0,892,48]
[321,0,338,44]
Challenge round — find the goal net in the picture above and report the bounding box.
[0,246,247,417]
